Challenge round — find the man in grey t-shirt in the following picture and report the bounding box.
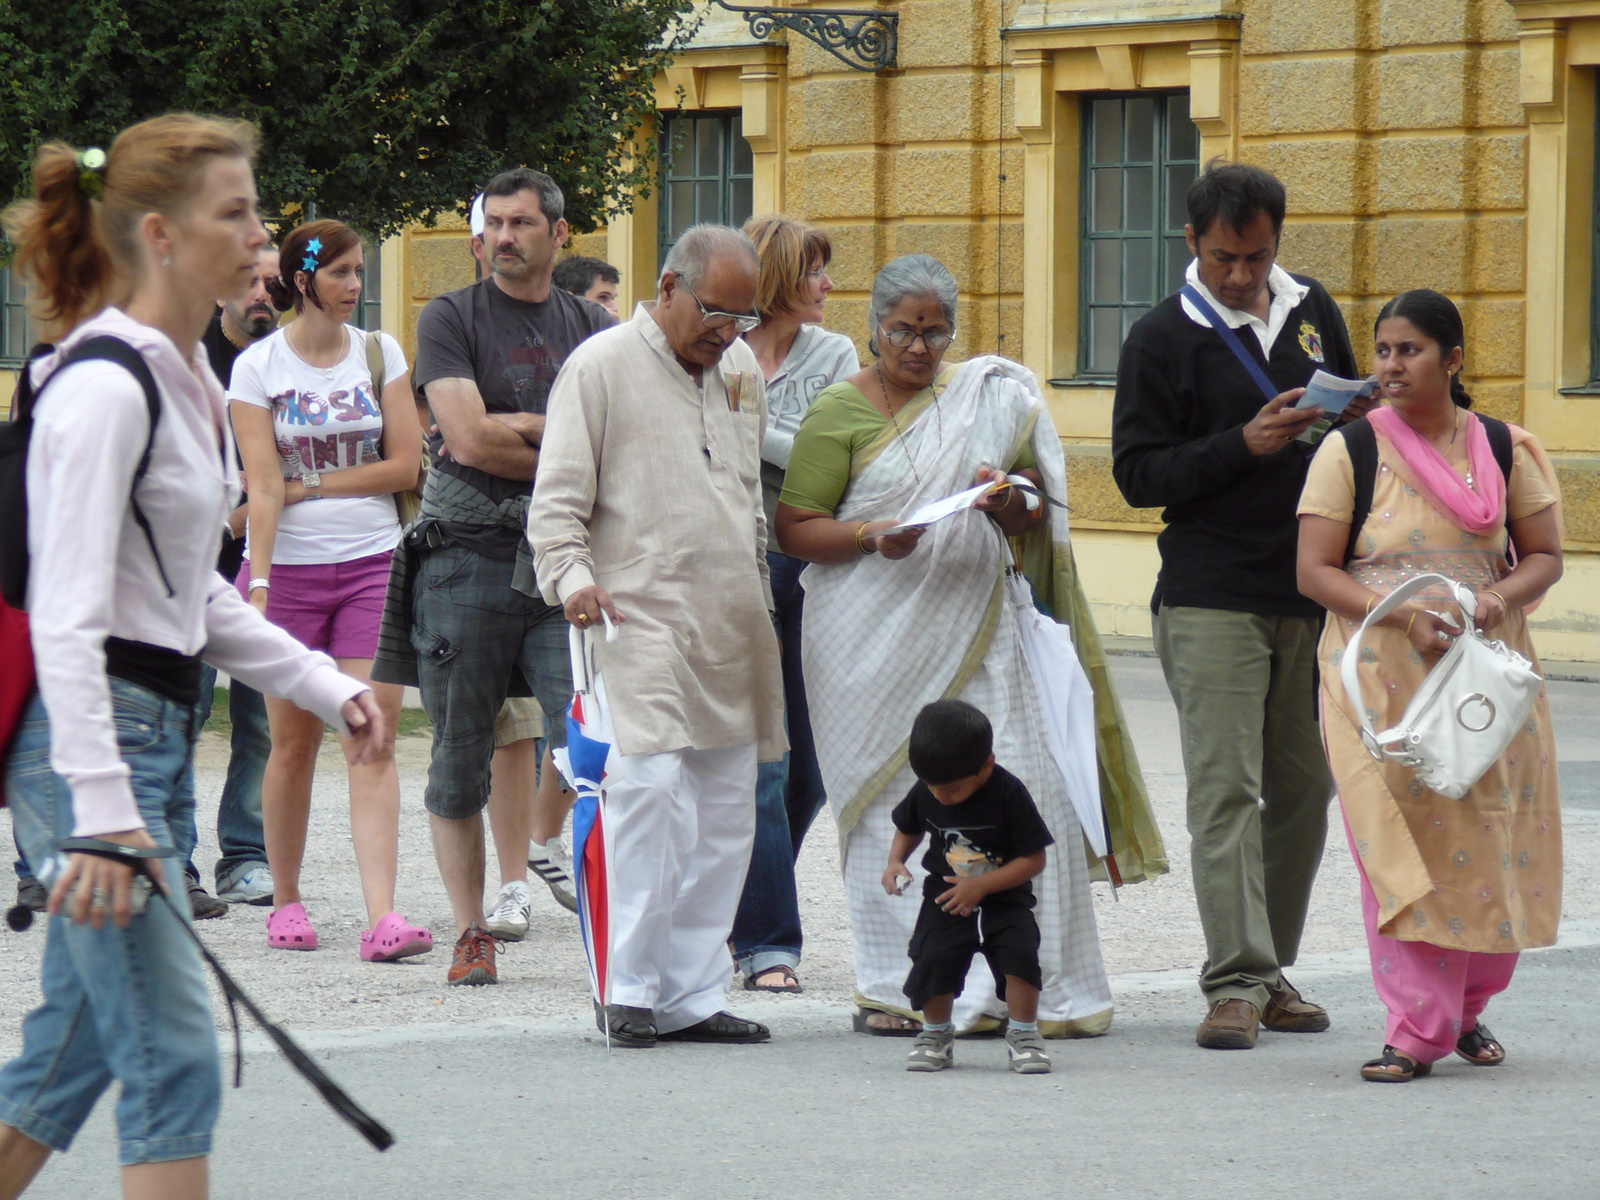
[407,168,612,987]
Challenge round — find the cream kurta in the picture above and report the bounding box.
[1300,432,1561,953]
[528,303,785,762]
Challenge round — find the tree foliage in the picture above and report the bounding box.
[0,0,697,237]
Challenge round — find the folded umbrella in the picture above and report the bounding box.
[551,617,621,1049]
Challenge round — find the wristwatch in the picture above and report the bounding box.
[301,471,323,500]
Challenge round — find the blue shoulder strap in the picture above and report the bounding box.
[1180,284,1278,403]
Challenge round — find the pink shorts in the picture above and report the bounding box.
[238,550,392,660]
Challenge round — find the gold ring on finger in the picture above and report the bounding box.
[577,614,590,625]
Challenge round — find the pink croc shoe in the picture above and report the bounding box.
[361,912,434,963]
[267,902,319,951]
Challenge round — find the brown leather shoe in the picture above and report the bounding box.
[1262,976,1331,1033]
[1196,998,1259,1049]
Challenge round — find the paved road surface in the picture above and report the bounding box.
[3,657,1597,1198]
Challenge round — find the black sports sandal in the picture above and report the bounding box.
[1456,1024,1506,1066]
[1361,1045,1433,1083]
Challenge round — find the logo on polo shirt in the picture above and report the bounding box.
[1298,321,1324,363]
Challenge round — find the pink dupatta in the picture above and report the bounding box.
[1367,405,1506,534]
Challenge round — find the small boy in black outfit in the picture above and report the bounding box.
[883,700,1054,1074]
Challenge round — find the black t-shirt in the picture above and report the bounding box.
[1110,274,1358,617]
[203,312,248,582]
[413,277,613,558]
[890,765,1054,905]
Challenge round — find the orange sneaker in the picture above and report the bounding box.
[447,922,501,986]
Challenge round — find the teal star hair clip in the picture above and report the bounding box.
[302,237,323,273]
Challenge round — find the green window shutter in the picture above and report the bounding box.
[1080,91,1200,378]
[658,111,755,270]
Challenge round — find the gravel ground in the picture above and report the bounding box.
[2,658,1596,1050]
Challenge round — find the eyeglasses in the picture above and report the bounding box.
[682,282,761,333]
[878,325,954,351]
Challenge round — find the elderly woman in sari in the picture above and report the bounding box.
[777,255,1164,1036]
[1298,289,1563,1082]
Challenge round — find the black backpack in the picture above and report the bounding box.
[1338,412,1514,566]
[0,336,172,608]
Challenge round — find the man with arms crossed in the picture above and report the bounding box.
[1112,162,1369,1049]
[395,169,611,985]
[529,224,785,1047]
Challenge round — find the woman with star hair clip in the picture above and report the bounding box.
[230,219,432,963]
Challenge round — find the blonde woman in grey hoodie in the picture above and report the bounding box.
[732,215,860,994]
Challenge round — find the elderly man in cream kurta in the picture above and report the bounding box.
[529,224,785,1047]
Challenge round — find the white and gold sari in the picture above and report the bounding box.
[802,355,1160,1034]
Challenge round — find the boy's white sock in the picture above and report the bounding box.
[1009,1019,1039,1034]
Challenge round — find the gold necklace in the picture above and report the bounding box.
[876,361,942,486]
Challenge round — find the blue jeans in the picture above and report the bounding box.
[14,830,32,883]
[0,681,222,1165]
[730,552,824,975]
[176,665,270,891]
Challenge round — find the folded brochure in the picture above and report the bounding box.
[1293,370,1378,446]
[878,481,1000,537]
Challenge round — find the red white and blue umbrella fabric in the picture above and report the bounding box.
[551,618,620,1045]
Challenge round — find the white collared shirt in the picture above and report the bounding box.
[26,308,366,837]
[1179,259,1310,357]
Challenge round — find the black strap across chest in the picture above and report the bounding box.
[1340,413,1514,566]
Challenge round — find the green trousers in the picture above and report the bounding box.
[1154,606,1333,1010]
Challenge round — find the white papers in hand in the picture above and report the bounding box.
[1292,370,1378,446]
[879,482,999,536]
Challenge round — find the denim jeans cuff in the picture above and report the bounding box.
[214,859,268,893]
[119,1130,213,1167]
[0,1093,77,1154]
[737,949,801,978]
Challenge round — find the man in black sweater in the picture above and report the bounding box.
[1112,162,1367,1051]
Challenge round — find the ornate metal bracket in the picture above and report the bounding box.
[712,1,898,72]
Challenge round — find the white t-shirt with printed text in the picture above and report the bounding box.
[229,325,408,565]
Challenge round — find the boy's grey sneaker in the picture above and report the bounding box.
[215,864,274,906]
[905,1027,954,1072]
[1006,1028,1051,1074]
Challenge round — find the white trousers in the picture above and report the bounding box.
[605,742,758,1033]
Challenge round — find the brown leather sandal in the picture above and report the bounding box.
[744,964,803,993]
[852,1008,922,1036]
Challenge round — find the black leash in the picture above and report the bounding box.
[7,838,394,1152]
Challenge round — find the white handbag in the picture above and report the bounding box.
[1339,572,1542,800]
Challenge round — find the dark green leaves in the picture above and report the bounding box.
[0,0,696,237]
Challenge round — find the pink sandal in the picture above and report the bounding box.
[267,902,319,951]
[361,912,434,963]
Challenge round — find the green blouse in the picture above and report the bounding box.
[779,366,1036,515]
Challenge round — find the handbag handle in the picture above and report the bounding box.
[1340,572,1478,759]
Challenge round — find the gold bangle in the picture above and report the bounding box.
[855,522,875,556]
[1364,595,1378,617]
[1406,611,1417,636]
[1487,589,1508,609]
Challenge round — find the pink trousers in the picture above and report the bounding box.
[1343,817,1518,1064]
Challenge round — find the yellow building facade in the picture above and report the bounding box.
[381,0,1600,658]
[6,0,1597,657]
